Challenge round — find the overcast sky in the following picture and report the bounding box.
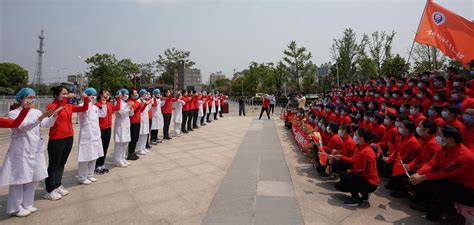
[0,0,472,84]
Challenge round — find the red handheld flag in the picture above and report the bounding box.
[415,0,474,68]
[392,152,409,177]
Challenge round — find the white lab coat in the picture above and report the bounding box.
[114,99,132,143]
[0,108,55,186]
[211,97,216,113]
[151,98,164,130]
[139,101,151,135]
[172,99,185,124]
[77,102,106,162]
[198,100,204,117]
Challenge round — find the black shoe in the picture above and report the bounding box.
[390,190,409,198]
[193,126,198,129]
[384,182,397,190]
[182,131,188,134]
[446,214,466,225]
[102,168,110,173]
[146,145,152,149]
[425,206,442,221]
[150,140,158,145]
[127,155,137,160]
[344,197,362,207]
[188,129,194,131]
[361,193,370,201]
[201,124,206,126]
[94,169,104,175]
[164,137,172,140]
[206,120,211,123]
[157,139,163,143]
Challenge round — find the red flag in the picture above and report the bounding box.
[415,0,474,68]
[392,152,409,177]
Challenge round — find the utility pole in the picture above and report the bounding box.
[33,29,46,89]
[431,46,438,70]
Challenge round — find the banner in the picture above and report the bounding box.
[415,0,474,68]
[292,124,310,153]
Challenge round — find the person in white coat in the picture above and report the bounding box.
[77,88,106,185]
[150,89,164,145]
[136,90,152,155]
[113,89,133,168]
[197,92,204,128]
[173,92,186,137]
[0,88,59,217]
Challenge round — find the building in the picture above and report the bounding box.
[209,71,226,84]
[183,68,202,91]
[232,71,245,80]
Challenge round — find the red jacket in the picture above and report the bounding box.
[407,135,442,172]
[418,144,474,189]
[460,96,474,113]
[96,99,121,129]
[46,97,90,140]
[341,143,380,186]
[129,99,147,124]
[262,98,269,108]
[193,95,199,109]
[341,135,357,158]
[446,119,466,141]
[0,107,28,128]
[379,125,398,150]
[182,96,189,111]
[220,96,225,106]
[389,134,421,164]
[161,96,174,114]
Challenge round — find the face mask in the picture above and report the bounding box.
[398,83,404,87]
[433,96,440,101]
[470,71,474,76]
[335,110,340,114]
[400,107,405,113]
[417,93,424,99]
[369,92,374,96]
[416,127,423,136]
[398,127,405,136]
[463,114,472,123]
[451,94,459,101]
[353,135,360,144]
[408,83,415,87]
[395,121,401,128]
[381,105,386,111]
[364,116,370,121]
[357,103,362,108]
[403,94,410,99]
[123,95,129,101]
[441,111,449,119]
[436,135,446,146]
[384,118,391,126]
[433,81,440,86]
[336,100,341,104]
[326,126,331,133]
[417,83,423,88]
[453,82,460,87]
[369,117,375,123]
[410,108,417,115]
[392,94,398,98]
[369,104,375,109]
[341,111,346,116]
[427,109,435,117]
[357,114,361,119]
[338,130,345,138]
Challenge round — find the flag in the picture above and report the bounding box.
[415,0,474,68]
[392,152,410,177]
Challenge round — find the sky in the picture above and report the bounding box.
[0,0,472,84]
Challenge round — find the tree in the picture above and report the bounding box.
[330,28,368,83]
[138,63,155,86]
[356,56,377,80]
[367,31,396,76]
[411,43,446,73]
[274,61,287,96]
[381,54,407,78]
[0,62,28,89]
[154,48,195,85]
[85,53,133,91]
[282,41,313,91]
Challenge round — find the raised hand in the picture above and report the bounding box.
[52,106,64,117]
[38,109,55,121]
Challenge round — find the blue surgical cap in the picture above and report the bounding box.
[84,87,97,96]
[15,87,36,103]
[139,89,147,96]
[119,88,129,95]
[153,89,161,95]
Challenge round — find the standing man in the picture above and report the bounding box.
[161,89,174,140]
[219,93,225,118]
[298,93,306,110]
[181,90,189,134]
[127,90,147,161]
[239,96,246,116]
[259,94,271,120]
[187,90,195,132]
[269,94,276,115]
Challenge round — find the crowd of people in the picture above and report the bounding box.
[0,86,227,217]
[283,67,474,225]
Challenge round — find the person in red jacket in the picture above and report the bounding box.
[463,109,474,149]
[187,91,195,132]
[181,90,189,134]
[258,94,270,120]
[127,90,147,160]
[442,106,466,141]
[94,89,121,174]
[334,128,379,207]
[319,122,343,180]
[409,104,426,126]
[409,125,474,224]
[192,91,200,128]
[452,86,474,113]
[161,89,174,140]
[219,93,225,118]
[43,86,89,200]
[332,123,356,174]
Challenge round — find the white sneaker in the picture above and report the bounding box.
[79,179,92,185]
[25,206,37,213]
[144,149,150,153]
[88,177,97,182]
[56,185,69,196]
[42,190,62,201]
[136,150,147,155]
[122,160,131,165]
[13,207,31,217]
[115,162,127,168]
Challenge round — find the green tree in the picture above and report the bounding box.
[411,43,446,73]
[356,56,377,80]
[381,54,407,78]
[274,61,287,96]
[0,62,28,89]
[367,31,396,76]
[155,48,195,85]
[85,53,133,91]
[330,28,368,83]
[282,41,313,91]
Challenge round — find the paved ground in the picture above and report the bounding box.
[0,103,436,225]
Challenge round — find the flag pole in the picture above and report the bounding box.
[407,0,430,66]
